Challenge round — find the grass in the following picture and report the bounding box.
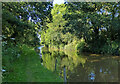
[2,44,63,82]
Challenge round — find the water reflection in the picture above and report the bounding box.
[35,46,44,65]
[41,47,119,82]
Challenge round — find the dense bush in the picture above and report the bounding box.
[64,40,77,51]
[59,44,64,50]
[2,43,21,69]
[101,41,120,55]
[85,40,120,55]
[2,43,37,74]
[75,38,86,52]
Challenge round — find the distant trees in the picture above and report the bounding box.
[2,2,120,54]
[41,2,120,54]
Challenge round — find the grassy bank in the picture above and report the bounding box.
[2,44,63,82]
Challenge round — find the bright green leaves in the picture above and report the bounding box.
[51,4,67,16]
[42,4,69,47]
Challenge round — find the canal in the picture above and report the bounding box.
[38,46,120,82]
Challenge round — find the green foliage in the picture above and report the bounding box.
[101,44,112,54]
[2,44,63,82]
[41,4,69,47]
[2,43,21,72]
[41,2,120,55]
[64,38,78,51]
[75,38,86,52]
[2,2,52,47]
[101,41,120,55]
[59,44,64,50]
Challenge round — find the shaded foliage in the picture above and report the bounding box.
[2,2,52,46]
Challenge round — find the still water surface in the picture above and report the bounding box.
[38,46,120,82]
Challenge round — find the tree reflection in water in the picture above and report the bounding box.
[41,47,119,82]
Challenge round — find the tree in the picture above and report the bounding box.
[2,2,52,46]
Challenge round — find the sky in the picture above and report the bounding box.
[53,0,65,6]
[28,0,65,22]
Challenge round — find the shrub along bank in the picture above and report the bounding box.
[43,38,120,56]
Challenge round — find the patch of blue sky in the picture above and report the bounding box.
[97,8,111,15]
[19,16,22,19]
[99,27,107,31]
[115,13,119,17]
[33,6,35,9]
[29,16,31,21]
[53,0,65,6]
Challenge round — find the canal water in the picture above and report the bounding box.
[38,46,120,82]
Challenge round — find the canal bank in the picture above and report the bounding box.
[2,44,63,82]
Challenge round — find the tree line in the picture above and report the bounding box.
[2,2,120,55]
[41,2,120,55]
